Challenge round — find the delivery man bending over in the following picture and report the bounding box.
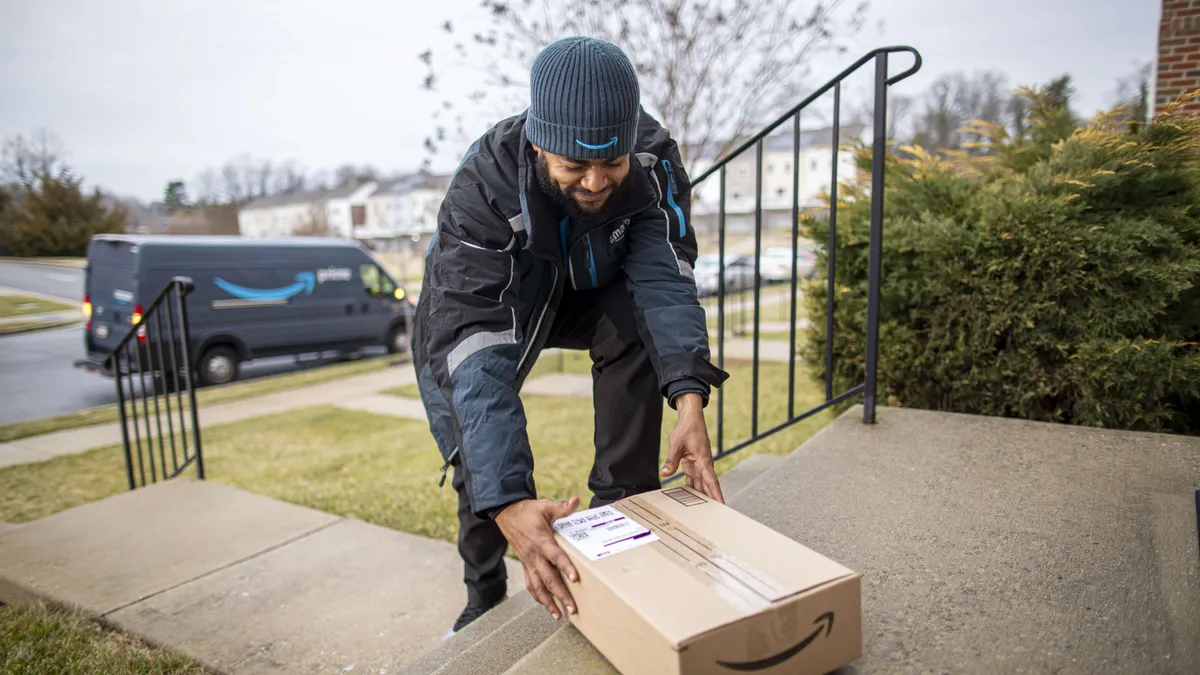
[411,36,729,637]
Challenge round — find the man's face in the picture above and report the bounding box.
[533,146,631,221]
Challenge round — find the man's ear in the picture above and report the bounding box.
[530,143,543,158]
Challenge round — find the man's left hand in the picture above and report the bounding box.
[660,393,724,503]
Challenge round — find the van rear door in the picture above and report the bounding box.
[85,239,139,355]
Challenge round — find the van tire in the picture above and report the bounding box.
[197,346,239,386]
[386,324,408,355]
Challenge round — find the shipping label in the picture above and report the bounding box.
[553,505,660,561]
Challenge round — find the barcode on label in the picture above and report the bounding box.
[568,530,590,542]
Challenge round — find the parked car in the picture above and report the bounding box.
[74,235,415,386]
[759,246,819,283]
[694,253,757,296]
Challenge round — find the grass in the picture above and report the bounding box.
[0,601,211,674]
[0,317,81,336]
[0,294,75,319]
[0,356,832,536]
[0,355,402,443]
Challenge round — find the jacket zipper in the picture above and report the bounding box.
[438,446,460,487]
[516,265,558,381]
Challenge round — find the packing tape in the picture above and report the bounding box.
[622,497,792,615]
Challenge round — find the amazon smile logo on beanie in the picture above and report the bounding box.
[526,36,641,160]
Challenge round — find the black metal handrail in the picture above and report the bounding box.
[104,276,204,489]
[672,46,922,482]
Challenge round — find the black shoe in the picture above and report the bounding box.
[444,596,504,639]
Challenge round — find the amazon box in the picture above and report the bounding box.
[551,486,861,675]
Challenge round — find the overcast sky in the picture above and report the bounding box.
[0,0,1160,202]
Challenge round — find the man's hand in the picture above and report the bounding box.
[660,393,724,504]
[494,497,581,619]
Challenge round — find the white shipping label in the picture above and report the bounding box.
[552,506,659,561]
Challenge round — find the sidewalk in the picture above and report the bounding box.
[0,369,413,469]
[0,479,523,674]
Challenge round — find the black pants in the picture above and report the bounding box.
[452,277,664,606]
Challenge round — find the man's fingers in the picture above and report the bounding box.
[549,496,580,521]
[549,546,579,584]
[702,466,725,504]
[525,565,560,619]
[535,556,575,616]
[660,440,683,477]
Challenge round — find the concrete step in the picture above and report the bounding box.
[0,522,20,534]
[504,624,617,675]
[397,592,539,675]
[718,453,785,501]
[400,597,562,675]
[409,455,792,674]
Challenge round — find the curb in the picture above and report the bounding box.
[0,257,86,269]
[0,317,82,337]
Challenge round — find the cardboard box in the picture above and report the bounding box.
[551,486,861,675]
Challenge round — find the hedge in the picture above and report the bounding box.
[801,94,1200,434]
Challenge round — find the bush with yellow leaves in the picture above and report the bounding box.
[802,88,1200,433]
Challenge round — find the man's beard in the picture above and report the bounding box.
[535,154,632,228]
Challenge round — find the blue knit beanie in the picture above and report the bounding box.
[526,36,640,160]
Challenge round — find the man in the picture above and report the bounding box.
[412,36,728,636]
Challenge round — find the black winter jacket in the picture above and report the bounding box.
[412,107,728,518]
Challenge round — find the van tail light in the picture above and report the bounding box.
[82,294,92,330]
[132,304,146,343]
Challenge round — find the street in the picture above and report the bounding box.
[0,261,85,301]
[0,261,378,425]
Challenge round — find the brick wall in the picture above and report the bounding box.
[1157,0,1200,113]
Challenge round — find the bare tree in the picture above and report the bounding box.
[273,160,308,194]
[194,168,222,206]
[419,0,870,168]
[1111,61,1151,129]
[909,71,1010,152]
[1,129,67,189]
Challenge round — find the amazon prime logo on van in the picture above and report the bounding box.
[214,266,354,302]
[317,267,352,283]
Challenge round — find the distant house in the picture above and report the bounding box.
[689,124,866,234]
[237,182,378,239]
[357,174,450,250]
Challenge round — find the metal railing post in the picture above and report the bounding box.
[863,52,889,424]
[173,278,204,480]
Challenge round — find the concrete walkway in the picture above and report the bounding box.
[0,368,415,469]
[0,479,522,674]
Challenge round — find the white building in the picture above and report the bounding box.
[237,182,378,239]
[356,174,450,248]
[690,124,865,233]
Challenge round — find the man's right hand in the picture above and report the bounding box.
[494,497,581,619]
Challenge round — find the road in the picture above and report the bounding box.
[0,261,383,426]
[0,261,85,301]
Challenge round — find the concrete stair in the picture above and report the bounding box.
[397,452,786,675]
[5,406,1198,674]
[402,407,1200,675]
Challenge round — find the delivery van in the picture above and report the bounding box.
[74,234,415,386]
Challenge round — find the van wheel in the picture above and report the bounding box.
[387,324,408,355]
[197,346,239,386]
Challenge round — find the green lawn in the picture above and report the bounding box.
[0,294,75,319]
[0,355,403,443]
[1,601,211,674]
[0,358,832,541]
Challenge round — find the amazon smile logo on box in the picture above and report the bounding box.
[717,612,835,671]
